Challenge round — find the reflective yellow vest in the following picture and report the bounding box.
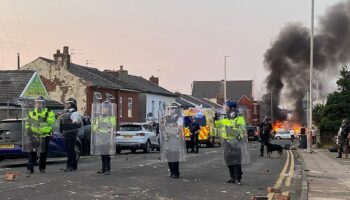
[92,116,117,134]
[219,115,246,140]
[25,108,56,137]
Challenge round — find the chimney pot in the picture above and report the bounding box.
[149,75,159,85]
[63,46,69,55]
[120,65,124,70]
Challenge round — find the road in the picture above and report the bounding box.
[0,140,302,200]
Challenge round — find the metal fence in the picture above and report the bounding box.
[319,131,337,146]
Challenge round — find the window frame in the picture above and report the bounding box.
[119,97,123,118]
[128,98,133,118]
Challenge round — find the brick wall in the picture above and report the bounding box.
[21,58,88,115]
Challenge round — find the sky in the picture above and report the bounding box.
[0,0,342,99]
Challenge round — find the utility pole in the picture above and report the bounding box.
[270,90,273,124]
[17,53,20,69]
[224,56,229,102]
[309,0,315,130]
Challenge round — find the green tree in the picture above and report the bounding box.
[313,103,326,126]
[319,66,350,132]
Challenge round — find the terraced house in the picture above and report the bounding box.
[21,46,175,123]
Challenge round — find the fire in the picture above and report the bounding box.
[272,120,301,134]
[273,120,283,132]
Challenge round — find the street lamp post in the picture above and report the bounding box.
[270,90,273,124]
[309,0,314,130]
[224,56,230,102]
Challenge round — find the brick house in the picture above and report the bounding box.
[21,46,141,123]
[192,80,253,105]
[105,66,176,122]
[238,95,260,126]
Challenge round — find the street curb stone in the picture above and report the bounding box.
[296,150,308,200]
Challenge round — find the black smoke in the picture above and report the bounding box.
[263,0,350,123]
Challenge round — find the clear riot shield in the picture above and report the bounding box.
[21,99,46,153]
[159,107,186,162]
[90,102,117,156]
[220,116,250,166]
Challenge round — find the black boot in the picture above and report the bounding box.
[98,156,106,174]
[227,179,235,183]
[104,156,111,175]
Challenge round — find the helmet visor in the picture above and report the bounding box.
[35,100,45,110]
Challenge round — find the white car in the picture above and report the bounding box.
[274,131,292,140]
[116,123,160,154]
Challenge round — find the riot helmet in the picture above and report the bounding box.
[65,98,77,111]
[101,101,112,116]
[35,96,46,111]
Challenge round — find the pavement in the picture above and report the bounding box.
[298,148,350,200]
[0,140,301,200]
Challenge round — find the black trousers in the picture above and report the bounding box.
[190,133,199,153]
[65,132,78,170]
[227,164,242,180]
[27,137,50,171]
[260,139,269,155]
[338,141,349,157]
[100,155,111,171]
[168,162,180,176]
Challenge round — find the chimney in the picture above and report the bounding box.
[117,65,128,80]
[53,46,71,68]
[149,75,159,85]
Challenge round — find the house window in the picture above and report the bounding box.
[254,105,257,115]
[119,97,123,117]
[94,92,102,100]
[128,98,133,118]
[159,101,162,112]
[106,93,115,101]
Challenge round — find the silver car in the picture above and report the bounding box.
[116,123,160,154]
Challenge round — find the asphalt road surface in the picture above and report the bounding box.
[0,140,302,200]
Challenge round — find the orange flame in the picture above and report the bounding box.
[273,120,301,134]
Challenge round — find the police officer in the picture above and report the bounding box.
[164,111,184,178]
[219,99,247,185]
[337,119,350,159]
[189,117,200,154]
[92,101,117,175]
[259,116,273,157]
[26,96,55,175]
[60,98,82,172]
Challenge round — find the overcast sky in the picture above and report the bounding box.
[0,0,342,98]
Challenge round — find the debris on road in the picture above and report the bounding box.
[266,187,281,193]
[4,171,20,181]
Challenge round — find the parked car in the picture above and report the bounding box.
[79,116,91,156]
[116,123,160,154]
[247,126,259,141]
[274,131,292,140]
[0,118,90,161]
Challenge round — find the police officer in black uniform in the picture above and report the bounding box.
[259,116,273,157]
[60,98,82,172]
[189,117,200,154]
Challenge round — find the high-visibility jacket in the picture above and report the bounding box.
[219,115,246,140]
[92,116,117,134]
[25,108,56,137]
